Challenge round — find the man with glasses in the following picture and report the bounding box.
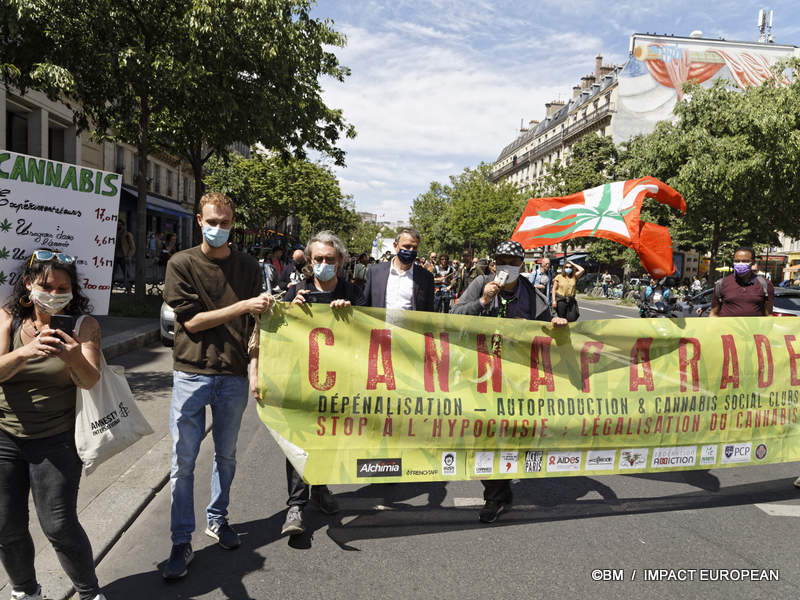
[162,192,272,580]
[278,231,361,536]
[452,240,567,523]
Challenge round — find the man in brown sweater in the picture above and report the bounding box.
[162,192,272,580]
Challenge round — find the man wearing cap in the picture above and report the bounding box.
[451,240,567,523]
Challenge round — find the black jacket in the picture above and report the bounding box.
[356,261,434,311]
[451,273,551,321]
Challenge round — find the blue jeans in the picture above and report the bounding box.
[169,371,249,545]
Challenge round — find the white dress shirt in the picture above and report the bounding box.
[385,262,414,310]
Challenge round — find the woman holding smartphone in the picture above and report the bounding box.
[0,249,106,600]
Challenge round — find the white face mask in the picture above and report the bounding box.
[495,264,521,285]
[29,288,73,315]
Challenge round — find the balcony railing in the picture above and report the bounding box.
[490,103,617,182]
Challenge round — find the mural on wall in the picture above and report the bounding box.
[614,35,799,143]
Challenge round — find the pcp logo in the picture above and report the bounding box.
[357,458,402,477]
[618,448,648,470]
[721,443,751,464]
[755,443,767,460]
[441,452,457,476]
[546,451,582,472]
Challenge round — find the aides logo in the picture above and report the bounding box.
[546,451,582,472]
[474,451,494,475]
[441,452,457,476]
[755,443,767,460]
[500,451,519,474]
[357,458,402,478]
[619,448,648,470]
[524,451,543,473]
[586,450,617,471]
[700,445,718,466]
[651,446,697,468]
[721,443,751,464]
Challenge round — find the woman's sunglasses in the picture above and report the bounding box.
[28,250,75,267]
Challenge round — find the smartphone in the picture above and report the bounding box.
[303,291,333,304]
[49,314,75,338]
[495,270,509,286]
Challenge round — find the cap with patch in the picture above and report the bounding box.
[494,240,524,258]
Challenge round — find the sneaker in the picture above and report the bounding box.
[162,543,194,580]
[311,486,340,515]
[205,520,241,550]
[478,500,510,524]
[281,506,305,536]
[11,586,42,600]
[794,476,800,489]
[90,595,108,600]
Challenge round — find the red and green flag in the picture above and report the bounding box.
[511,177,686,277]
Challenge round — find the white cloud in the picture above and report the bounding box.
[314,0,800,222]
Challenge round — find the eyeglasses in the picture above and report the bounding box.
[29,250,75,267]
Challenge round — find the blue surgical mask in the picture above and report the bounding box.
[313,262,336,282]
[397,249,417,265]
[564,268,573,275]
[202,225,230,248]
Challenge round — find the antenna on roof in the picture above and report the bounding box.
[757,8,774,43]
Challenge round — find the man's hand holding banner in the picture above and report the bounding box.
[257,304,800,484]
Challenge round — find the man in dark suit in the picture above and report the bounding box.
[358,227,434,311]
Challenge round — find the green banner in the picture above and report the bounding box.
[256,304,800,484]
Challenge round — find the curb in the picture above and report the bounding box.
[102,325,161,361]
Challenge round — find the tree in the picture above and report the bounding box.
[410,163,527,257]
[618,72,800,275]
[203,152,356,243]
[410,182,452,255]
[162,0,356,226]
[11,0,354,301]
[539,133,624,268]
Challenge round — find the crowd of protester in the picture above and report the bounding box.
[3,190,785,597]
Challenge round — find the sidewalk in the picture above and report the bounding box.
[0,315,167,600]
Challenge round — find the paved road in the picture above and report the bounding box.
[576,297,640,321]
[93,405,800,600]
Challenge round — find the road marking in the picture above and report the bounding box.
[453,497,484,507]
[754,502,800,517]
[580,306,604,313]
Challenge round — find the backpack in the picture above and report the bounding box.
[714,275,769,304]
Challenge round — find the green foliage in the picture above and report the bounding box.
[203,152,355,243]
[618,70,800,273]
[9,0,355,300]
[410,163,527,256]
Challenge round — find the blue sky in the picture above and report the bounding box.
[312,0,800,223]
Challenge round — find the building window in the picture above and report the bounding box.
[154,163,161,193]
[115,145,125,174]
[6,112,28,153]
[183,176,189,202]
[167,171,174,197]
[48,127,65,162]
[133,154,139,184]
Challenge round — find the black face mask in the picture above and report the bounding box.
[397,249,417,265]
[294,259,305,268]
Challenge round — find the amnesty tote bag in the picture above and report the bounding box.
[74,346,153,474]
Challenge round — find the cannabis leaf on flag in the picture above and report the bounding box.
[511,177,686,277]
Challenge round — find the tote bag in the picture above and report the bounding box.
[74,317,153,473]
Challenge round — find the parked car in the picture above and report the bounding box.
[160,302,174,346]
[772,288,800,316]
